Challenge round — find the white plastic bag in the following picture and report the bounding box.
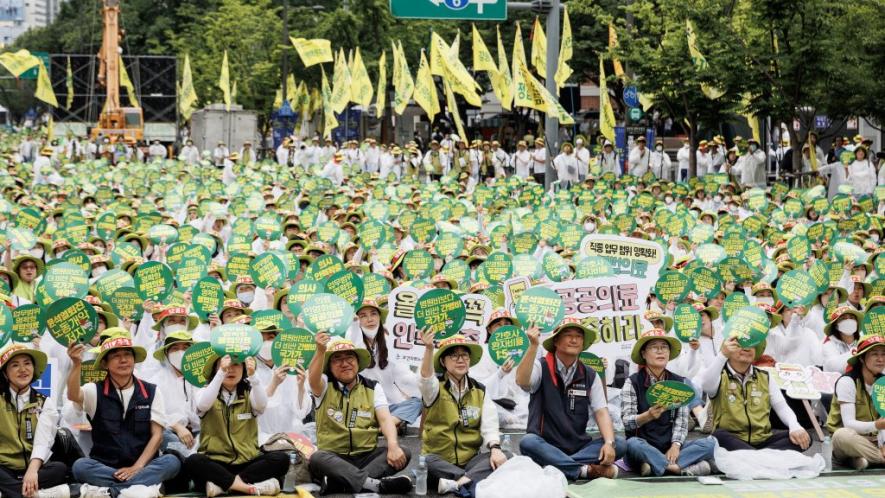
[713,444,824,480]
[476,456,567,498]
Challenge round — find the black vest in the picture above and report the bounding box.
[627,369,685,452]
[527,353,597,455]
[88,377,157,467]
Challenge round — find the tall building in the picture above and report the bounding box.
[0,0,65,46]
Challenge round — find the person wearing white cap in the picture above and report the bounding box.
[598,140,620,177]
[650,139,672,180]
[511,141,531,179]
[212,141,229,168]
[628,136,650,177]
[575,138,590,181]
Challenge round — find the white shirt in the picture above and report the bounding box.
[677,145,691,172]
[628,146,651,177]
[822,337,855,373]
[531,148,547,174]
[512,150,531,179]
[195,369,267,417]
[650,149,672,179]
[553,152,579,183]
[77,381,167,427]
[834,376,885,446]
[178,145,200,164]
[764,317,822,366]
[320,161,344,186]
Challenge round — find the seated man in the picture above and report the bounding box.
[307,334,412,495]
[419,331,508,496]
[622,329,715,476]
[66,330,181,498]
[827,333,885,470]
[516,318,626,480]
[700,337,811,452]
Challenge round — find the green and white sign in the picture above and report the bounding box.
[863,306,884,336]
[44,297,98,347]
[323,270,364,309]
[305,254,345,282]
[578,352,605,378]
[133,261,174,302]
[191,277,225,320]
[575,256,614,279]
[487,325,528,366]
[7,227,36,251]
[479,252,513,284]
[402,249,434,280]
[210,324,262,363]
[271,328,317,373]
[181,341,217,387]
[672,304,702,342]
[514,287,565,333]
[722,292,750,323]
[148,224,179,245]
[249,252,287,288]
[301,293,354,336]
[286,279,322,318]
[362,273,392,301]
[43,262,89,301]
[654,271,691,303]
[646,380,696,408]
[414,288,466,340]
[776,269,819,308]
[724,305,770,348]
[11,304,42,342]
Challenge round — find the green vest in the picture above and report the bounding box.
[712,366,772,445]
[827,376,877,435]
[430,152,443,175]
[198,390,260,465]
[422,375,485,466]
[0,391,45,471]
[316,377,379,456]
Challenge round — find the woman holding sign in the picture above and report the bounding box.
[184,354,288,497]
[826,334,885,470]
[822,307,863,373]
[419,331,507,496]
[0,344,70,498]
[622,330,716,477]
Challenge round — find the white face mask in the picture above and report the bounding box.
[656,145,663,152]
[749,144,758,152]
[30,247,44,259]
[259,340,273,359]
[714,195,723,202]
[872,234,880,243]
[167,350,185,371]
[837,320,858,335]
[237,291,255,305]
[665,197,674,204]
[362,325,380,340]
[756,296,775,306]
[164,323,187,335]
[92,266,107,278]
[583,222,596,232]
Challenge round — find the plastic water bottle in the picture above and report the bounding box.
[282,453,299,493]
[821,436,832,472]
[501,435,512,454]
[415,455,428,496]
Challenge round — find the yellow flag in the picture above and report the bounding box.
[286,74,297,106]
[639,92,654,111]
[321,67,338,139]
[47,116,53,141]
[392,41,414,115]
[376,51,387,118]
[330,49,352,114]
[118,56,139,107]
[180,54,198,120]
[430,32,481,106]
[531,17,547,79]
[273,87,283,109]
[219,50,231,111]
[516,60,573,125]
[430,32,448,77]
[35,61,58,108]
[472,24,497,73]
[554,7,574,89]
[413,51,439,120]
[609,23,625,78]
[686,20,725,100]
[512,22,528,91]
[598,56,615,143]
[740,94,761,143]
[65,57,74,110]
[492,26,513,110]
[444,79,467,143]
[350,48,374,107]
[0,49,40,77]
[290,38,333,67]
[297,81,310,116]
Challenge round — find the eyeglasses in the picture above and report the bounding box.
[646,345,670,353]
[330,355,357,365]
[446,353,471,362]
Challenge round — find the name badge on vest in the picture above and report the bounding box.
[568,384,587,412]
[348,409,359,428]
[237,413,253,421]
[460,408,470,428]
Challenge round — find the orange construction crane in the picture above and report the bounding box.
[91,0,143,141]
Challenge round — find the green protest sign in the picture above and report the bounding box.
[558,224,584,251]
[646,380,696,408]
[108,286,144,320]
[79,361,106,385]
[192,277,225,320]
[249,253,287,288]
[685,266,722,300]
[324,270,364,309]
[655,271,691,303]
[305,254,345,282]
[434,231,465,260]
[578,352,605,378]
[512,254,542,280]
[301,293,354,337]
[271,328,317,373]
[831,193,852,214]
[575,256,614,279]
[479,252,513,284]
[722,292,750,323]
[286,279,322,318]
[182,342,218,387]
[487,325,528,366]
[690,224,715,245]
[514,287,565,333]
[783,197,804,218]
[776,269,819,308]
[174,256,208,288]
[253,309,284,331]
[414,288,466,340]
[863,307,884,336]
[7,227,36,251]
[254,213,282,240]
[148,224,179,245]
[872,376,885,418]
[210,324,262,363]
[95,212,117,239]
[541,252,571,283]
[410,217,436,244]
[226,252,253,281]
[695,244,726,266]
[133,261,174,301]
[786,235,811,263]
[15,207,44,233]
[402,249,434,280]
[440,259,470,287]
[808,260,831,294]
[362,273,392,301]
[43,262,89,301]
[11,304,42,342]
[316,221,341,245]
[0,305,11,340]
[509,232,538,255]
[94,269,135,302]
[833,241,867,266]
[61,249,91,273]
[672,304,702,342]
[724,305,770,347]
[719,256,756,284]
[358,220,390,250]
[44,297,98,347]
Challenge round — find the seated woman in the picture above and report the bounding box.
[184,355,288,497]
[827,334,885,470]
[0,344,69,498]
[622,329,715,477]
